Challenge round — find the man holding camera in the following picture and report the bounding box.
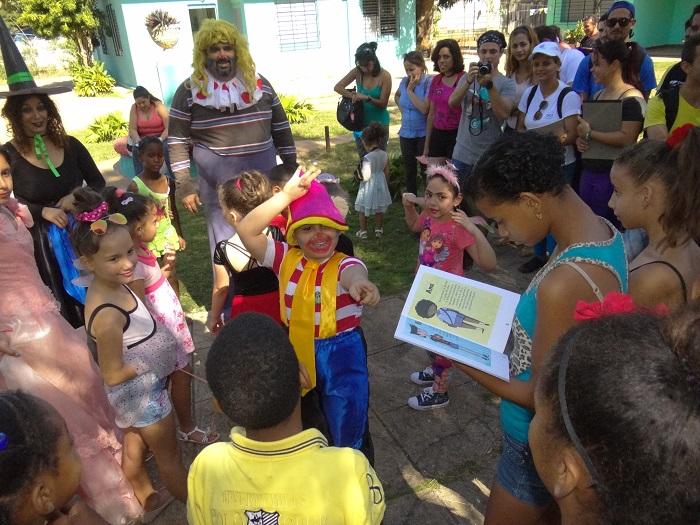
[448,30,515,193]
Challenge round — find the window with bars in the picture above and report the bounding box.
[275,0,320,52]
[558,0,613,22]
[362,0,397,39]
[105,4,123,56]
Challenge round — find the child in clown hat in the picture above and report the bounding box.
[237,167,379,461]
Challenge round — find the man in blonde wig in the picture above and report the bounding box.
[168,19,296,255]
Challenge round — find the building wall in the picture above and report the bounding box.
[97,0,415,101]
[634,0,695,48]
[546,0,695,48]
[243,0,415,97]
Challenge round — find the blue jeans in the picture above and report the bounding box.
[496,433,553,507]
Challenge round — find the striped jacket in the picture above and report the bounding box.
[167,74,296,198]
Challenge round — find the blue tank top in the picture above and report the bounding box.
[501,219,628,443]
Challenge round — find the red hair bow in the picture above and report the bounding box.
[574,291,668,321]
[666,123,695,150]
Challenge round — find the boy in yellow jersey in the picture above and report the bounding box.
[188,312,385,524]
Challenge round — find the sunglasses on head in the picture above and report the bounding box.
[606,17,632,28]
[534,100,548,121]
[89,213,127,235]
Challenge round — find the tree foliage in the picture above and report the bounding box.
[15,0,98,66]
[416,0,465,51]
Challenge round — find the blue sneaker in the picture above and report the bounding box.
[408,387,449,411]
[410,366,434,386]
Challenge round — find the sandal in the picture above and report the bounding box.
[177,426,220,445]
[374,228,383,238]
[141,489,174,524]
[355,230,368,239]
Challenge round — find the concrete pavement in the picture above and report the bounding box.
[153,242,532,524]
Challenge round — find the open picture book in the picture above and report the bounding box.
[394,266,520,381]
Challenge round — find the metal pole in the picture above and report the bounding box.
[325,125,331,152]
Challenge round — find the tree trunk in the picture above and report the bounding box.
[416,0,435,52]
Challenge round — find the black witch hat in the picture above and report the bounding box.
[0,15,48,97]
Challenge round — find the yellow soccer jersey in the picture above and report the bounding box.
[644,92,700,132]
[187,427,386,525]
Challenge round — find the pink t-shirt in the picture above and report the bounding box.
[428,72,465,131]
[417,211,475,276]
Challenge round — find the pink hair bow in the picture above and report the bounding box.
[75,201,109,223]
[426,164,461,192]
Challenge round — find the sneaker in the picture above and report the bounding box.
[410,366,435,385]
[518,255,548,274]
[356,230,368,239]
[374,228,383,238]
[408,387,449,411]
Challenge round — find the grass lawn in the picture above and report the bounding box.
[73,130,117,164]
[175,140,418,313]
[650,56,676,95]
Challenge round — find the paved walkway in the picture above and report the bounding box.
[153,242,532,524]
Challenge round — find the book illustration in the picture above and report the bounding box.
[414,299,488,332]
[395,266,520,381]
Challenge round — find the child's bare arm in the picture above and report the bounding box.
[169,179,186,245]
[340,264,380,306]
[91,309,137,386]
[238,167,320,261]
[127,278,146,301]
[208,264,230,333]
[402,193,423,232]
[452,210,497,272]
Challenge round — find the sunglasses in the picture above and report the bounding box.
[89,213,127,235]
[606,17,632,28]
[533,100,548,121]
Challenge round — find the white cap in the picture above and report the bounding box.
[531,41,561,61]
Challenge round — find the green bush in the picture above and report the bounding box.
[71,61,115,97]
[279,94,313,124]
[86,112,128,143]
[386,153,405,201]
[564,21,586,45]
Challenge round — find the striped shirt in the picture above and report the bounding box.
[262,238,365,336]
[167,75,296,198]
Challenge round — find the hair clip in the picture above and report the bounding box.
[121,196,134,206]
[114,188,126,198]
[75,201,109,223]
[317,173,340,184]
[666,123,694,150]
[235,177,243,190]
[89,213,128,235]
[0,432,8,451]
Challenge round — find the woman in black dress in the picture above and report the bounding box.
[2,93,104,327]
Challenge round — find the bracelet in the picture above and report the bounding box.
[585,130,592,142]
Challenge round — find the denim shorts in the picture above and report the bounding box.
[495,433,552,507]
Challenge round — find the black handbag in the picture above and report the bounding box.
[337,89,364,132]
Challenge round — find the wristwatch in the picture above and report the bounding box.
[585,130,592,142]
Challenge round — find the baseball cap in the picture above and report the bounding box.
[531,41,561,60]
[607,1,635,18]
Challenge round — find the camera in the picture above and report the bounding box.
[478,61,492,76]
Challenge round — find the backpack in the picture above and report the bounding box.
[336,89,364,132]
[525,85,574,120]
[657,84,680,132]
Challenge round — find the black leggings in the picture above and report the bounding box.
[400,136,426,195]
